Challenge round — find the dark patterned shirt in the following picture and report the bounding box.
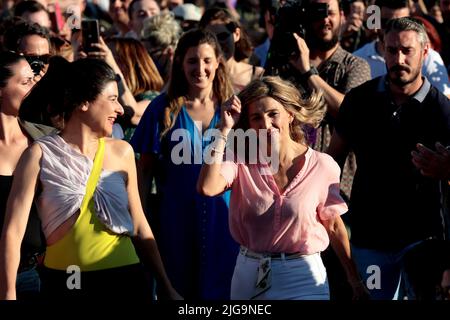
[313,45,371,199]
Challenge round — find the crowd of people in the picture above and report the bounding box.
[0,0,449,301]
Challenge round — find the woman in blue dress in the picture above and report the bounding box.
[131,29,238,300]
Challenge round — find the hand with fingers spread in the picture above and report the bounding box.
[220,95,241,131]
[411,142,450,180]
[289,33,311,74]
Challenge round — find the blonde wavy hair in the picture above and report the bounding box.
[236,76,326,144]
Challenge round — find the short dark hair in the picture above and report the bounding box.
[14,0,49,17]
[0,51,27,88]
[385,17,428,47]
[3,20,50,52]
[375,0,409,10]
[19,58,117,126]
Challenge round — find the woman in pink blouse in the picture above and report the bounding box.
[197,76,367,300]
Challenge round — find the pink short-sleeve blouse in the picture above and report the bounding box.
[220,147,348,254]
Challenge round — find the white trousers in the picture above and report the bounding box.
[230,251,330,300]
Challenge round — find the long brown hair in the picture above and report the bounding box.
[107,37,164,96]
[161,28,233,138]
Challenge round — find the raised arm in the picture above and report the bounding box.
[290,33,345,118]
[0,144,42,300]
[197,95,241,197]
[122,141,181,300]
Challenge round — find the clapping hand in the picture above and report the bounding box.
[411,142,450,180]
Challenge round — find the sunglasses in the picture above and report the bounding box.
[23,54,51,65]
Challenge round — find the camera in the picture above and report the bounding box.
[264,0,328,77]
[24,54,50,76]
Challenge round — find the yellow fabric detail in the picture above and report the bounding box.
[44,138,139,271]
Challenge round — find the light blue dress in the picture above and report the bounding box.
[131,94,238,299]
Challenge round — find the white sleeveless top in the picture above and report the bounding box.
[35,134,134,239]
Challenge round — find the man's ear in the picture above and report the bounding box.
[339,9,345,26]
[422,42,430,59]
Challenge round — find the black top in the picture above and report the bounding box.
[0,175,13,233]
[335,76,450,250]
[0,175,45,264]
[0,120,54,270]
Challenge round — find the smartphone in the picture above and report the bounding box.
[81,19,100,52]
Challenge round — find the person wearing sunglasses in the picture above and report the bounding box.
[199,7,264,93]
[0,51,56,300]
[3,20,52,81]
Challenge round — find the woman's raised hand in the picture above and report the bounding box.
[88,37,122,74]
[220,95,241,131]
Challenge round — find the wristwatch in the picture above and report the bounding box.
[301,66,319,81]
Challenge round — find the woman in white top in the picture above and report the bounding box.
[0,58,180,300]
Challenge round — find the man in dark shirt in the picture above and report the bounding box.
[328,17,450,300]
[287,0,371,200]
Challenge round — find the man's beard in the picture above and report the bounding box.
[307,31,339,51]
[387,64,421,87]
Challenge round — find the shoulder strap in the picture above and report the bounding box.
[79,138,105,213]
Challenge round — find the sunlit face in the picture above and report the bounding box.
[350,1,365,20]
[18,35,51,78]
[86,81,124,137]
[18,34,50,56]
[109,0,133,24]
[182,43,219,92]
[385,30,427,87]
[309,0,342,49]
[130,0,160,35]
[0,60,35,115]
[248,97,293,146]
[22,10,52,29]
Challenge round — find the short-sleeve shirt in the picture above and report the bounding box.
[313,46,371,199]
[220,147,348,254]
